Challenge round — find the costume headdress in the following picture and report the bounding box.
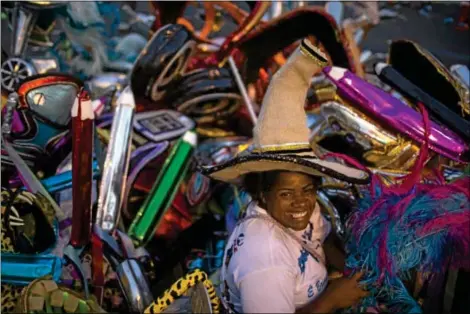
[200,39,370,184]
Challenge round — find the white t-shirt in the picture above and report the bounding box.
[221,202,332,313]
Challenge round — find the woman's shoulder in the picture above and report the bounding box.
[228,218,297,272]
[238,203,296,246]
[227,224,297,286]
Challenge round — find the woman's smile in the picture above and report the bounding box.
[288,211,309,219]
[263,171,320,231]
[283,204,315,230]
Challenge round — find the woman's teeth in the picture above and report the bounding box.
[289,211,308,219]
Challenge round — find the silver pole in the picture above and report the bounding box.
[96,86,135,233]
[227,56,258,125]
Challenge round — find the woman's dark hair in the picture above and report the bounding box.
[242,171,322,201]
[243,171,280,201]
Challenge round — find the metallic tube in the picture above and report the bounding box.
[122,141,170,219]
[116,259,154,312]
[128,131,197,246]
[96,86,135,233]
[375,62,470,140]
[1,253,62,285]
[265,1,283,21]
[18,161,100,193]
[71,92,94,247]
[323,66,469,163]
[320,101,398,147]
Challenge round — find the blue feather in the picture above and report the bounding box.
[343,175,470,313]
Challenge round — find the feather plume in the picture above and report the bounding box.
[344,176,469,312]
[327,104,470,312]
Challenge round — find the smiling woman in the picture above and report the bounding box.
[219,170,367,313]
[199,38,371,313]
[243,171,322,231]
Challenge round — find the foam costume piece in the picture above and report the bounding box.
[163,67,242,125]
[323,66,470,163]
[1,189,62,285]
[1,253,62,285]
[122,141,170,220]
[387,40,469,120]
[70,90,94,248]
[2,138,70,257]
[200,40,370,184]
[144,269,219,314]
[96,86,135,233]
[236,7,360,82]
[1,189,63,312]
[130,24,196,103]
[375,62,470,141]
[19,160,100,194]
[1,74,83,174]
[215,1,270,66]
[313,100,421,173]
[128,130,198,246]
[14,276,106,313]
[342,104,470,313]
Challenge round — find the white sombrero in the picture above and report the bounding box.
[199,39,370,185]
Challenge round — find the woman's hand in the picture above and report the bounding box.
[324,271,370,310]
[296,271,369,314]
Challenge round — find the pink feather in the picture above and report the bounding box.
[418,212,470,237]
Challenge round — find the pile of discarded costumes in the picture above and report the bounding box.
[1,1,469,313]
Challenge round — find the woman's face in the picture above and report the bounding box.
[262,171,318,231]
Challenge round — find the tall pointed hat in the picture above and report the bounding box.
[200,39,370,184]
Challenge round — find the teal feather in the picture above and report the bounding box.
[344,175,470,313]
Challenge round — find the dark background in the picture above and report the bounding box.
[1,1,468,67]
[132,1,470,67]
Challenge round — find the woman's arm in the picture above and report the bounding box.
[323,232,346,272]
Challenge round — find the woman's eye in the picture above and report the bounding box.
[304,188,315,194]
[280,192,292,198]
